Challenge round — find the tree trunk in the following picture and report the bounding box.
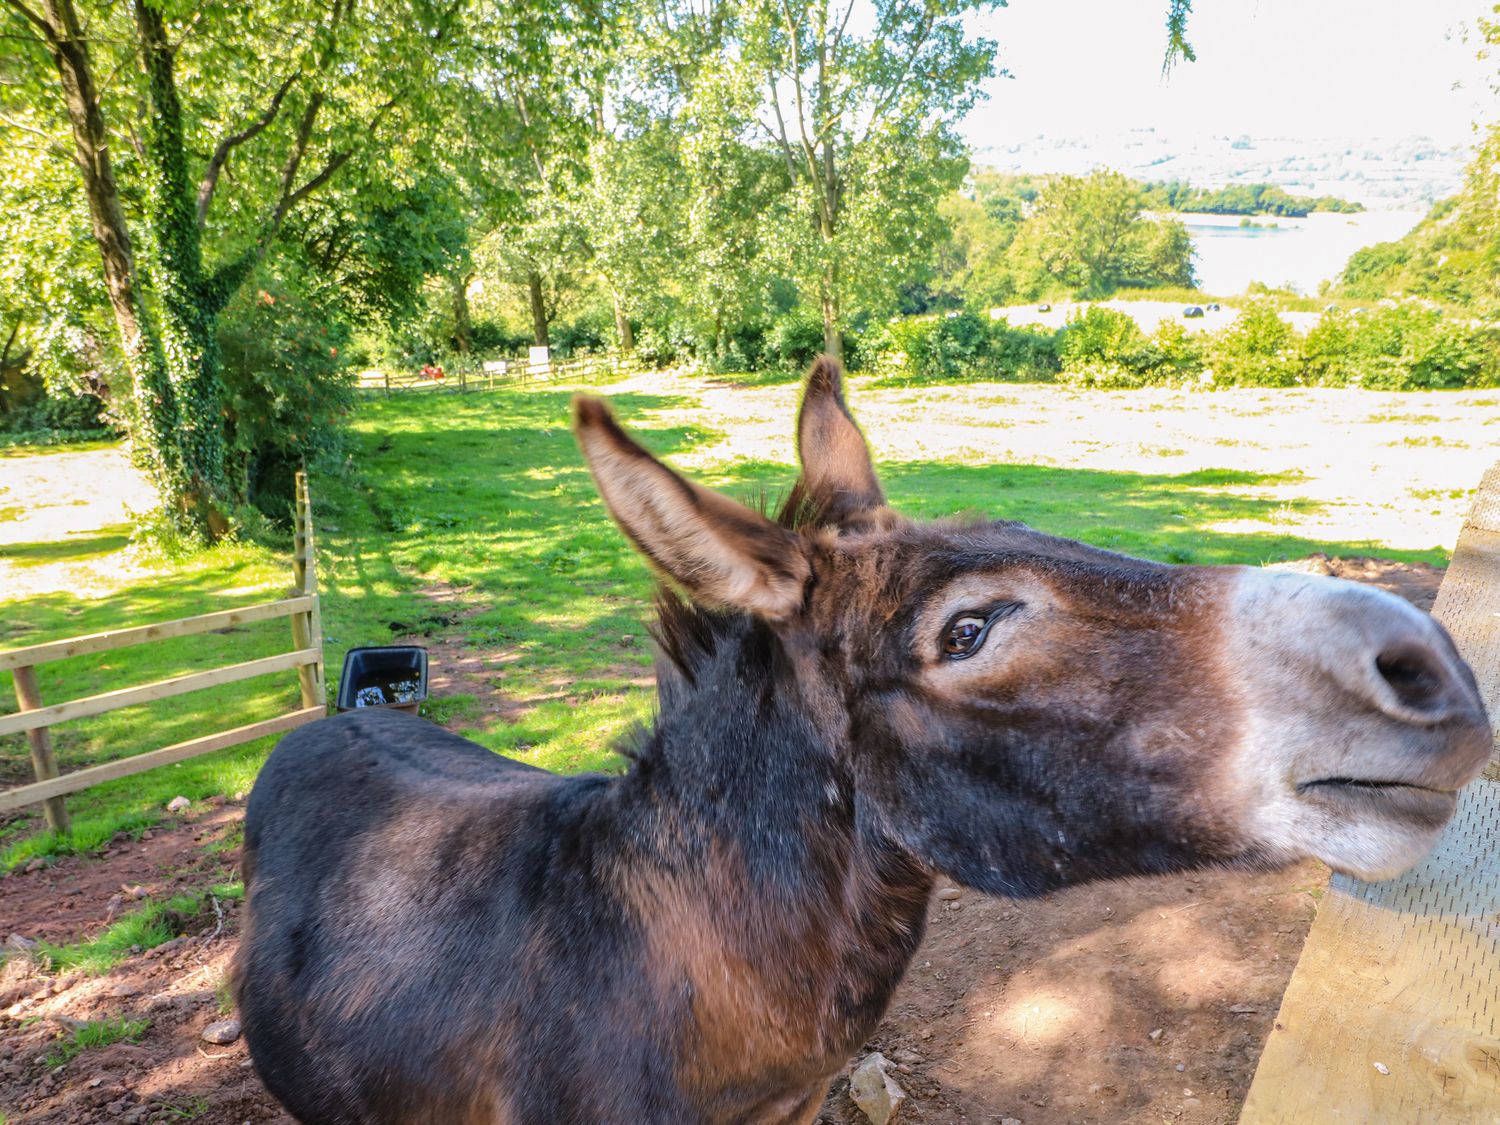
[452,270,474,353]
[40,0,182,497]
[527,270,550,347]
[135,0,228,540]
[820,276,842,362]
[611,287,634,353]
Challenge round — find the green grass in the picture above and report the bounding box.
[38,892,208,975]
[155,1096,211,1120]
[0,379,1460,871]
[46,1016,149,1068]
[0,437,121,457]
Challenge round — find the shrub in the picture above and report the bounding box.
[871,311,994,381]
[1205,301,1302,386]
[217,270,356,519]
[1057,306,1162,388]
[989,321,1061,381]
[1350,304,1498,390]
[1302,307,1360,387]
[0,385,109,435]
[1147,320,1205,382]
[634,317,694,368]
[765,311,826,370]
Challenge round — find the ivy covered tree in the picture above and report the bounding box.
[1,0,464,536]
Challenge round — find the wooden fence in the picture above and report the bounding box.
[0,472,326,831]
[357,351,627,396]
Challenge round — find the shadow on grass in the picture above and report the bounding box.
[0,525,134,566]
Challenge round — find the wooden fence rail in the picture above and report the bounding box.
[0,471,326,830]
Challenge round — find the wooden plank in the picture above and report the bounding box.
[1240,461,1500,1124]
[11,665,69,832]
[0,647,320,738]
[0,706,325,812]
[0,596,314,672]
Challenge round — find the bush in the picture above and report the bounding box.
[871,311,990,381]
[1205,301,1302,387]
[217,271,356,519]
[1057,306,1164,388]
[634,317,695,368]
[987,321,1060,381]
[765,311,826,371]
[0,386,109,436]
[468,319,530,355]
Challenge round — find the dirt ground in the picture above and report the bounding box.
[0,558,1443,1125]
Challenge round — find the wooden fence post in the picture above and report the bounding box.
[291,472,326,710]
[11,665,69,833]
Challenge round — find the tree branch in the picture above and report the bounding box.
[776,0,820,179]
[197,71,298,227]
[852,11,934,148]
[1,0,56,45]
[0,109,64,153]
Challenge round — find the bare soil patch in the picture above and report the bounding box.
[0,560,1444,1125]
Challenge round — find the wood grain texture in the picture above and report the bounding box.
[0,647,320,738]
[0,595,314,672]
[11,664,69,832]
[0,705,325,811]
[1240,462,1500,1124]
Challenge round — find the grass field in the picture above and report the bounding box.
[2,373,1496,870]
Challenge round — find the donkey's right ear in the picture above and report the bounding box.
[573,396,811,620]
[797,355,885,526]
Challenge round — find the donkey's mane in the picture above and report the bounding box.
[610,486,821,767]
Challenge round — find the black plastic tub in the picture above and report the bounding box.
[336,646,428,714]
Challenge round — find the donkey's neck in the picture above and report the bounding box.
[614,624,933,1073]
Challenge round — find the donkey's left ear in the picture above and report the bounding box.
[797,355,885,525]
[574,396,811,620]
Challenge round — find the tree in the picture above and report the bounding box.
[1,0,464,536]
[1008,170,1196,298]
[740,0,1000,358]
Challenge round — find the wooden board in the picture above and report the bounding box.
[0,706,325,811]
[0,595,312,672]
[1240,463,1500,1123]
[0,647,320,738]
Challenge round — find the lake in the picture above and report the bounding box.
[1174,210,1426,296]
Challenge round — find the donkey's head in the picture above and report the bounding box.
[573,360,1491,893]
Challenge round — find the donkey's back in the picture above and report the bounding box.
[236,709,688,1124]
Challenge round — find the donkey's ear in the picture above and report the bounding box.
[797,355,885,525]
[573,396,811,620]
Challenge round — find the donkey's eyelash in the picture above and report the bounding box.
[940,602,1024,660]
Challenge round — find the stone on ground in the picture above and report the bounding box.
[849,1052,907,1124]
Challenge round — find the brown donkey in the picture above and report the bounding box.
[236,359,1490,1124]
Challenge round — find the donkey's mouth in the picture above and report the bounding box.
[1297,777,1458,825]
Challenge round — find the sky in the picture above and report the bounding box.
[961,0,1496,145]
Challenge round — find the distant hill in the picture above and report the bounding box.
[1336,132,1499,307]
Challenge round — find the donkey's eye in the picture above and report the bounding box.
[943,616,989,658]
[941,604,1022,660]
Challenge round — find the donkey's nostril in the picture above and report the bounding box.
[1375,642,1450,713]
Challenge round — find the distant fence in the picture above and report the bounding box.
[357,351,629,396]
[0,472,326,832]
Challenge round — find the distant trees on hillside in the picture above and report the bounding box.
[1141,181,1364,218]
